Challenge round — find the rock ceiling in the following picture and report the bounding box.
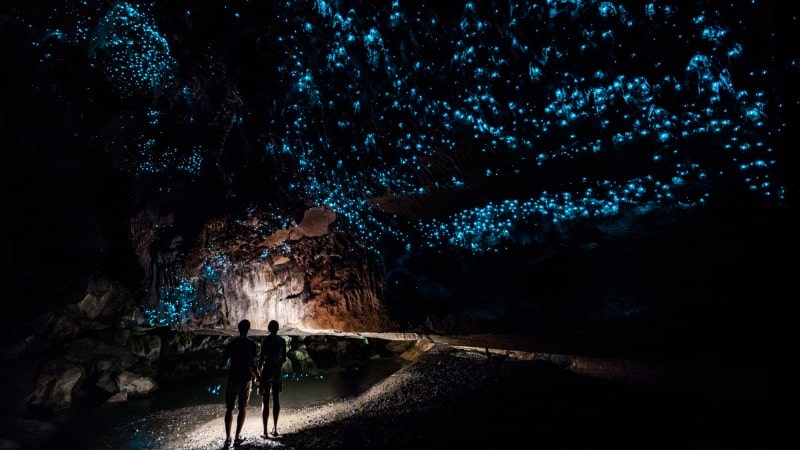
[2,1,792,340]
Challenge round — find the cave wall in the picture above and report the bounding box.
[2,272,402,417]
[129,204,395,335]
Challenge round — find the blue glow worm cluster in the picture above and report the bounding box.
[262,0,785,254]
[32,0,787,261]
[87,1,176,97]
[143,276,198,327]
[419,177,687,253]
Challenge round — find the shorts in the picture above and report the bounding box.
[225,378,252,409]
[258,368,282,395]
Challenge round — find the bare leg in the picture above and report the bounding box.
[272,390,281,434]
[262,391,271,436]
[235,406,247,440]
[224,407,234,440]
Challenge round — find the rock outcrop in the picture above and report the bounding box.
[136,205,395,334]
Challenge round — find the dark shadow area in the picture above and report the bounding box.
[282,356,774,450]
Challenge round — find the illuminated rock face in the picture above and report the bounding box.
[133,205,394,334]
[217,260,308,332]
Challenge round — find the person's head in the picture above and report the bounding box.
[268,320,279,334]
[237,319,251,335]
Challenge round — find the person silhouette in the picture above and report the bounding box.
[258,319,287,439]
[220,319,258,448]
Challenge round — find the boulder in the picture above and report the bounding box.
[24,359,85,410]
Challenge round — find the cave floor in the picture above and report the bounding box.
[57,342,775,450]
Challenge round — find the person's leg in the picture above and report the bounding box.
[235,406,247,440]
[261,389,270,436]
[224,407,234,439]
[224,381,236,443]
[271,381,281,435]
[234,382,251,441]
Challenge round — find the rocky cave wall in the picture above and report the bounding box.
[0,201,410,417]
[130,204,396,334]
[4,274,406,415]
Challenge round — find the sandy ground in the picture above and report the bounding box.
[88,368,425,450]
[71,341,774,450]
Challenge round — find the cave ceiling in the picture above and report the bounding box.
[2,1,793,338]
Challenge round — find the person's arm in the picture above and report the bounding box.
[257,339,266,374]
[249,343,259,380]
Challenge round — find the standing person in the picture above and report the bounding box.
[220,319,258,448]
[258,319,287,439]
